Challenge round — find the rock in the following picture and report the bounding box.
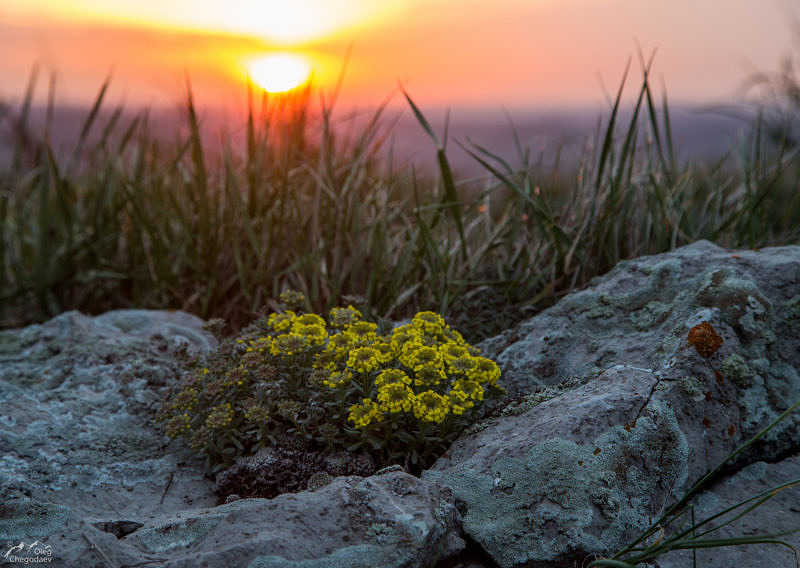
[0,309,218,514]
[478,240,799,398]
[0,309,220,565]
[2,241,800,568]
[123,471,463,568]
[655,456,800,568]
[425,241,800,567]
[0,309,464,567]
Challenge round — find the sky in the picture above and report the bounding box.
[0,0,796,114]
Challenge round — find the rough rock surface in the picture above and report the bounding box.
[424,240,800,567]
[2,240,800,568]
[0,310,463,567]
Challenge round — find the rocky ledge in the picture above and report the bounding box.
[1,240,799,567]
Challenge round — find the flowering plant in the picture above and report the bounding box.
[158,292,504,473]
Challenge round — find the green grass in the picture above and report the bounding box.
[1,59,799,343]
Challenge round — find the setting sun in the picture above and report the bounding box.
[247,53,313,93]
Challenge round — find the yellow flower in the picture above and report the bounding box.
[279,289,305,308]
[401,343,443,372]
[344,321,379,344]
[293,313,326,329]
[347,346,382,374]
[348,398,383,428]
[374,368,412,388]
[205,403,234,430]
[452,378,484,401]
[322,370,353,388]
[172,387,198,411]
[442,325,466,345]
[248,336,272,353]
[439,343,469,364]
[165,414,192,438]
[413,390,450,423]
[448,389,472,415]
[313,348,339,372]
[472,357,501,385]
[292,322,328,346]
[243,400,270,423]
[268,311,296,333]
[328,305,362,328]
[269,332,310,356]
[449,354,478,376]
[390,324,419,353]
[412,364,447,387]
[328,332,355,356]
[377,383,415,413]
[412,311,446,336]
[371,339,395,363]
[398,338,425,369]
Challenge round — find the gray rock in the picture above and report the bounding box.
[426,241,800,567]
[656,456,800,568]
[0,309,464,567]
[3,241,800,568]
[478,240,800,398]
[0,309,220,565]
[125,471,463,568]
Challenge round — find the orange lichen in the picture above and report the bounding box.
[688,321,723,358]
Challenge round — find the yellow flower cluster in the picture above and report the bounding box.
[165,413,192,438]
[243,399,270,423]
[320,310,503,428]
[322,370,353,389]
[348,398,383,428]
[377,382,415,413]
[205,402,234,430]
[413,391,449,423]
[328,305,362,328]
[347,346,382,373]
[159,296,504,473]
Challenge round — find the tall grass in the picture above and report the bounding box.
[1,60,799,339]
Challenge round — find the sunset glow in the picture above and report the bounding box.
[248,54,313,93]
[2,0,404,44]
[0,0,792,111]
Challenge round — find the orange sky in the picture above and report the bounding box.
[0,0,794,113]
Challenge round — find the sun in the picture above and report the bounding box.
[247,53,313,93]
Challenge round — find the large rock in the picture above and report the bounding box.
[2,240,799,568]
[424,240,800,567]
[0,310,464,567]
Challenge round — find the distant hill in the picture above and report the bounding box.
[0,102,750,177]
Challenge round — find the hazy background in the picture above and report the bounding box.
[1,0,797,171]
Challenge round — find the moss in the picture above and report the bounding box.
[695,268,772,338]
[722,354,752,388]
[630,301,672,331]
[423,400,688,567]
[365,522,399,545]
[678,376,706,401]
[785,296,800,331]
[0,499,70,541]
[586,293,616,319]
